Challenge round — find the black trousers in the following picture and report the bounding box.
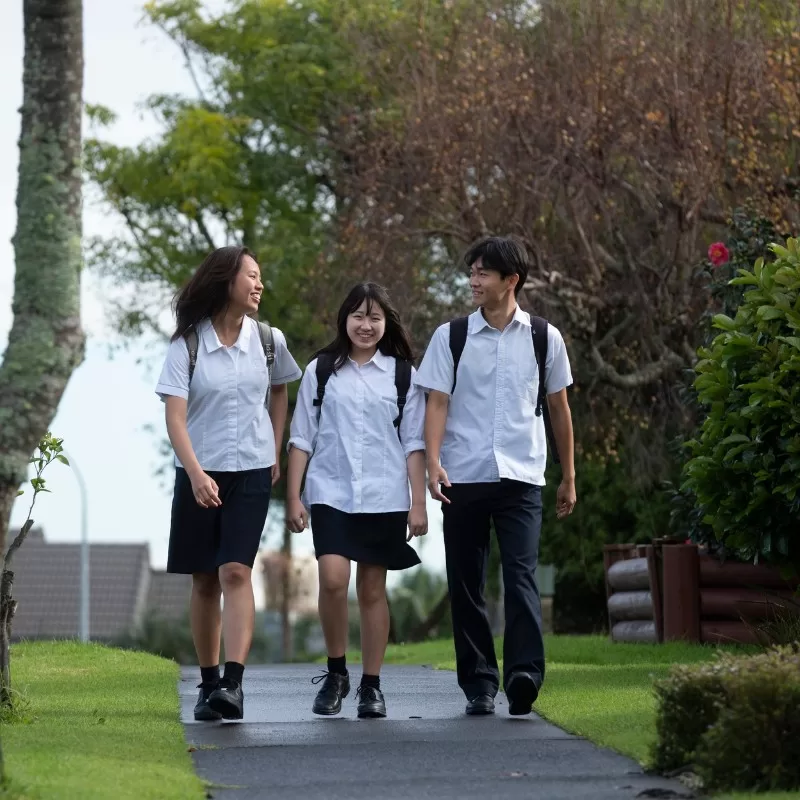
[442,480,544,698]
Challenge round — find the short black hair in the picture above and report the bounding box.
[464,235,530,297]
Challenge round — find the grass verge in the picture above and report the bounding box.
[1,641,205,800]
[380,635,792,800]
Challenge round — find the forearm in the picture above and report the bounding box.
[424,393,448,467]
[165,404,203,479]
[286,446,309,501]
[407,451,427,507]
[549,402,575,482]
[270,384,289,456]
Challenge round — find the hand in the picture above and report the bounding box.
[286,497,309,533]
[427,463,451,504]
[556,478,576,519]
[271,461,281,486]
[189,471,221,509]
[406,503,428,541]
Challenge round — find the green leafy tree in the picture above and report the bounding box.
[682,238,800,573]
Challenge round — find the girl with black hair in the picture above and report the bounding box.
[156,246,301,722]
[286,282,428,719]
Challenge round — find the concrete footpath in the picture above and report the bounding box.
[180,665,692,800]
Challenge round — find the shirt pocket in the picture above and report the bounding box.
[241,357,269,408]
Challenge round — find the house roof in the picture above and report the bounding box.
[7,528,189,640]
[146,570,191,622]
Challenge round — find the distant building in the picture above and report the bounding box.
[6,527,191,641]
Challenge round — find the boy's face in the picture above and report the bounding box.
[469,257,518,308]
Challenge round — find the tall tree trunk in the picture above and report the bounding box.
[0,0,84,563]
[0,0,85,721]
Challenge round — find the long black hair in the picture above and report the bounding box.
[314,282,414,371]
[171,246,256,341]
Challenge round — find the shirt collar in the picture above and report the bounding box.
[200,317,253,353]
[468,306,530,334]
[347,349,392,371]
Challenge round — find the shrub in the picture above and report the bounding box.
[681,237,800,573]
[652,647,800,792]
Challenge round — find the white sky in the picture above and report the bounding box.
[0,0,446,600]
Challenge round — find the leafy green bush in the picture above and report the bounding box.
[681,238,800,572]
[652,647,800,792]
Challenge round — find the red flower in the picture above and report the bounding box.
[708,242,730,267]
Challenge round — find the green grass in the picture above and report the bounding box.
[381,635,796,800]
[1,641,205,800]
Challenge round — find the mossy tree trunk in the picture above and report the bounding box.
[0,0,85,721]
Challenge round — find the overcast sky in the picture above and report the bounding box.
[0,0,446,601]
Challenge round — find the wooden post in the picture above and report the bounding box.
[662,544,701,642]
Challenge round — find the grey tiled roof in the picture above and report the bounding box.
[146,570,191,621]
[7,528,152,641]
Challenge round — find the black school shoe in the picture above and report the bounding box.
[506,672,539,716]
[312,671,350,715]
[207,677,244,720]
[194,682,222,721]
[356,685,387,718]
[465,694,495,716]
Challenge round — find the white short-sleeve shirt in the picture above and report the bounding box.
[156,317,302,472]
[287,350,426,513]
[413,307,572,486]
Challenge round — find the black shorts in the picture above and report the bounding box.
[310,504,421,570]
[167,467,271,574]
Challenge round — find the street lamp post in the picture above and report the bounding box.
[67,451,89,642]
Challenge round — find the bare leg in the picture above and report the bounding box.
[318,555,351,658]
[356,563,389,676]
[218,563,254,664]
[191,572,222,667]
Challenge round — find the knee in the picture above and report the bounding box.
[192,572,221,599]
[357,575,386,607]
[218,563,251,590]
[319,576,348,598]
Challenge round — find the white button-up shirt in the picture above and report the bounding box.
[414,307,572,486]
[156,317,301,471]
[288,350,426,513]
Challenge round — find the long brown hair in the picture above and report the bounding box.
[315,283,414,371]
[171,246,256,341]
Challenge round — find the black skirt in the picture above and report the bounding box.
[167,467,271,574]
[310,504,421,570]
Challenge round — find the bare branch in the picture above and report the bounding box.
[591,346,685,389]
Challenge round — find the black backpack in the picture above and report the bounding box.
[448,315,560,463]
[184,320,275,408]
[312,353,413,441]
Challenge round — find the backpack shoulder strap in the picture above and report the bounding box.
[530,316,560,464]
[313,353,336,413]
[256,321,275,408]
[183,328,199,386]
[530,316,548,417]
[393,359,413,440]
[448,316,469,394]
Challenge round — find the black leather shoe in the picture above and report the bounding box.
[465,694,495,715]
[506,672,539,716]
[356,685,387,719]
[194,682,222,721]
[207,677,244,720]
[312,671,350,716]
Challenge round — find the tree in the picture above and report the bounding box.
[332,0,800,474]
[0,0,85,592]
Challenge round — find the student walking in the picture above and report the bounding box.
[156,246,301,721]
[414,235,576,717]
[286,282,428,718]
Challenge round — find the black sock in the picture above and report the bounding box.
[360,673,380,690]
[327,655,347,675]
[200,665,220,686]
[223,661,245,685]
